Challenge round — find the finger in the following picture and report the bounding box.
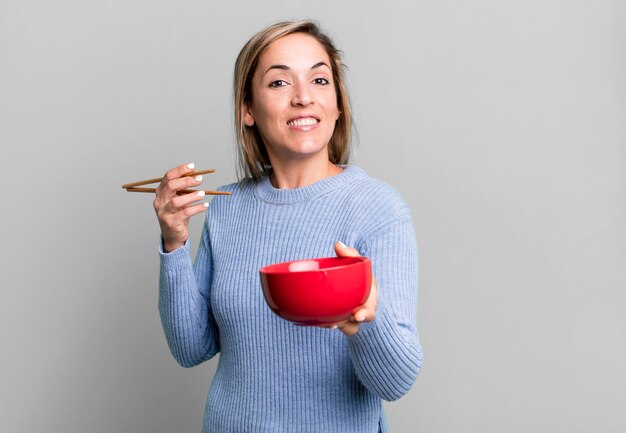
[171,201,209,221]
[155,190,206,223]
[169,190,207,211]
[361,275,378,314]
[154,180,202,216]
[334,241,361,258]
[352,306,376,323]
[164,162,197,182]
[348,276,378,322]
[319,317,351,329]
[320,323,341,330]
[161,173,204,197]
[335,321,360,337]
[156,163,201,200]
[330,307,375,337]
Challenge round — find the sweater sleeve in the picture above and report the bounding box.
[158,219,220,367]
[347,217,423,401]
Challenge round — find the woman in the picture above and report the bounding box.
[154,20,422,433]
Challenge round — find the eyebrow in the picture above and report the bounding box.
[262,61,331,77]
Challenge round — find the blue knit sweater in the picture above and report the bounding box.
[158,165,422,432]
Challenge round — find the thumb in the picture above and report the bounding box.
[334,241,361,258]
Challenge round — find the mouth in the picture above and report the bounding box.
[287,116,320,127]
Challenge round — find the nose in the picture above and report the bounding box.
[291,81,313,106]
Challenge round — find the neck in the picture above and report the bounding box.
[269,159,343,189]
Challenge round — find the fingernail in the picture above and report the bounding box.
[195,175,203,182]
[355,314,365,322]
[197,190,205,197]
[337,241,347,247]
[187,162,195,170]
[331,325,338,329]
[203,202,209,208]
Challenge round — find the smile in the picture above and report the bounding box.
[287,117,319,127]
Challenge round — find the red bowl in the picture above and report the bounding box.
[259,256,372,325]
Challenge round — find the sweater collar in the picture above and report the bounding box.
[255,165,364,204]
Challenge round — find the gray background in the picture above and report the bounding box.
[1,0,624,432]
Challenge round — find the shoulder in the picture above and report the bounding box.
[216,178,255,195]
[205,178,256,216]
[340,165,412,221]
[332,166,415,246]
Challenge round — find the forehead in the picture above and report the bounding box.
[257,33,331,71]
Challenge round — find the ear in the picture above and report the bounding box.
[242,101,255,127]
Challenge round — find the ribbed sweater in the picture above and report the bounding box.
[158,165,423,433]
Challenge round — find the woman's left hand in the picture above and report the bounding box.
[328,241,378,336]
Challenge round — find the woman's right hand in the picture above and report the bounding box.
[153,163,208,252]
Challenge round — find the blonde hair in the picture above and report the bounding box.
[234,20,352,181]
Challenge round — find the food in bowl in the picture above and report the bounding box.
[259,256,372,325]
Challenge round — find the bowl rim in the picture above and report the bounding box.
[259,256,370,275]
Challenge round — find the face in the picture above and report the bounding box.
[242,33,340,164]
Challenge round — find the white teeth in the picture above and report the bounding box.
[288,117,319,126]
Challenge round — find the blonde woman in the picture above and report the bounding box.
[154,20,422,433]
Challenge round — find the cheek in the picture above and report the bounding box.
[323,94,340,119]
[254,98,282,125]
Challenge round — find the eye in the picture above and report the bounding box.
[269,79,288,88]
[313,77,330,85]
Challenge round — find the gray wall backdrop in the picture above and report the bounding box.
[1,0,624,432]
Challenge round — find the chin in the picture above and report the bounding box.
[292,144,329,158]
[281,139,328,155]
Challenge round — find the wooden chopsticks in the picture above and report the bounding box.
[122,169,231,196]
